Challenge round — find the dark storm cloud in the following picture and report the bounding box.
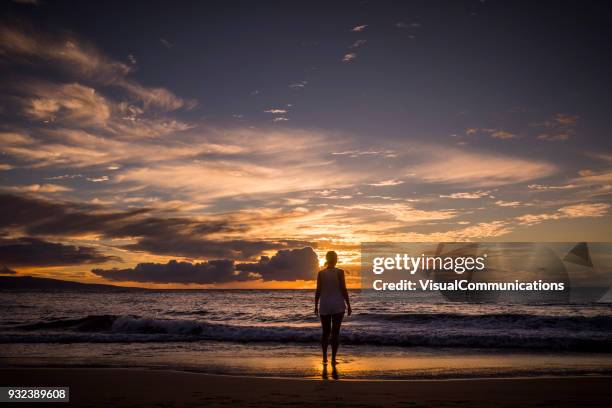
[0,237,118,267]
[0,194,314,261]
[124,237,285,260]
[236,247,319,281]
[92,247,318,284]
[92,259,248,284]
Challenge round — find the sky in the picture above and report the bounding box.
[0,0,611,288]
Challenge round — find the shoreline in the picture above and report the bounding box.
[5,366,612,381]
[2,368,612,407]
[5,341,612,380]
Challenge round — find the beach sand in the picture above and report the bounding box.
[1,368,611,407]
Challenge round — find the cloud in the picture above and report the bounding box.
[389,220,514,242]
[289,81,307,89]
[272,117,289,122]
[515,203,609,226]
[439,190,492,199]
[0,236,118,267]
[4,183,73,193]
[351,25,368,32]
[92,259,250,284]
[0,193,313,261]
[264,108,287,114]
[342,53,357,63]
[533,113,578,142]
[123,237,295,261]
[0,25,194,112]
[0,164,13,170]
[0,265,17,275]
[332,149,396,158]
[368,179,404,187]
[0,25,130,83]
[488,130,517,140]
[396,22,421,28]
[552,113,579,127]
[337,203,458,223]
[537,133,570,141]
[410,149,557,187]
[86,176,109,183]
[528,183,578,191]
[113,128,373,200]
[93,247,319,283]
[494,200,523,207]
[466,128,518,139]
[350,39,367,48]
[0,126,217,168]
[117,80,196,111]
[159,38,174,48]
[236,247,319,281]
[23,82,111,126]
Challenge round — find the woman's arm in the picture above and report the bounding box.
[314,271,321,315]
[339,269,352,316]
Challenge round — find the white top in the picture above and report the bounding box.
[318,268,346,315]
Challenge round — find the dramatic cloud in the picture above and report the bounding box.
[93,247,319,283]
[0,237,117,267]
[236,247,319,281]
[0,193,312,261]
[123,237,295,261]
[92,259,249,284]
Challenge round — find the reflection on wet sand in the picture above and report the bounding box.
[321,363,339,380]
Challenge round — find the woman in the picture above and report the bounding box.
[314,251,351,365]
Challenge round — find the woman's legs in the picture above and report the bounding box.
[319,314,332,363]
[330,312,344,364]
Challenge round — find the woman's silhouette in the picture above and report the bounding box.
[314,251,351,365]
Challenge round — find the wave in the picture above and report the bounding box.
[3,314,612,351]
[354,312,612,330]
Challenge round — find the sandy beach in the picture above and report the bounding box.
[1,368,611,407]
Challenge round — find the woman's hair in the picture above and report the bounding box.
[324,251,338,268]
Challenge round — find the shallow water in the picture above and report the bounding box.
[1,289,612,379]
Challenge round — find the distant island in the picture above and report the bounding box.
[0,276,145,291]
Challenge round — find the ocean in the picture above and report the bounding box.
[2,289,612,379]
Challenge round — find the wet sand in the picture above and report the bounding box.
[1,368,611,407]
